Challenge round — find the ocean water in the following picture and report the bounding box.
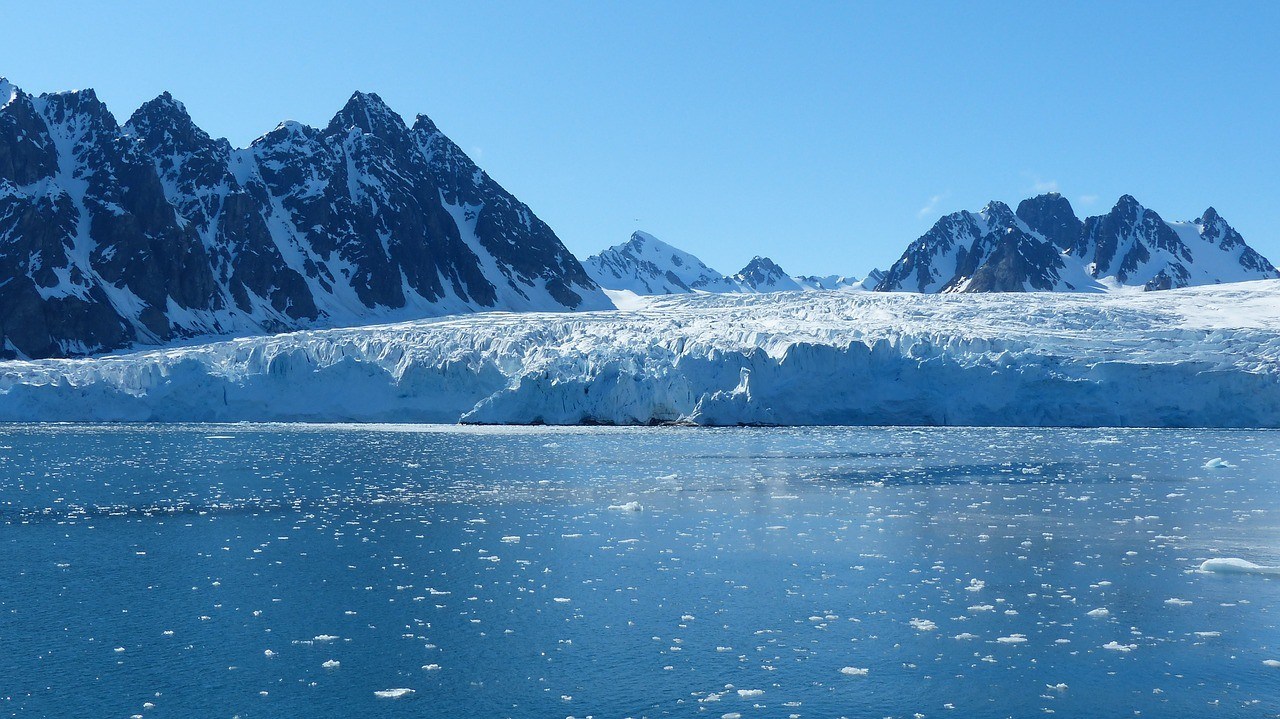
[1,425,1278,719]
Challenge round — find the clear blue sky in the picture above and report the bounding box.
[4,1,1277,276]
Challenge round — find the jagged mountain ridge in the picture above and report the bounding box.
[876,193,1277,293]
[584,231,869,295]
[0,79,608,358]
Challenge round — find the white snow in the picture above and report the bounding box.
[2,280,1280,426]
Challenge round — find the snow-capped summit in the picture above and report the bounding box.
[0,79,608,359]
[584,231,730,294]
[877,193,1277,293]
[585,231,867,295]
[731,256,803,292]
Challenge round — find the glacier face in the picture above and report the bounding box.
[2,280,1278,427]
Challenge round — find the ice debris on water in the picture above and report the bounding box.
[1199,558,1280,575]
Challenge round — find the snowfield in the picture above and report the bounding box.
[1,281,1279,426]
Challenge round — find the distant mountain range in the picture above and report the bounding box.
[1,79,1276,359]
[583,231,874,295]
[586,194,1276,298]
[0,78,606,359]
[875,193,1277,292]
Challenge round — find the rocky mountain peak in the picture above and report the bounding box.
[411,113,441,136]
[1016,192,1082,251]
[1111,194,1145,218]
[732,256,802,292]
[326,90,406,138]
[36,87,119,135]
[124,92,213,152]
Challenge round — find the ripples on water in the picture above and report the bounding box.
[0,425,1277,718]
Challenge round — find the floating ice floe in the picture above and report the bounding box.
[1086,608,1110,618]
[839,666,869,676]
[737,689,764,698]
[374,688,415,699]
[1164,598,1192,606]
[322,659,340,668]
[909,618,937,631]
[608,501,644,512]
[1102,641,1136,652]
[996,634,1028,644]
[1263,659,1280,668]
[1203,458,1235,469]
[1199,558,1280,575]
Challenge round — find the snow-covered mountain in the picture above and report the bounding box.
[876,193,1277,293]
[0,79,608,359]
[794,273,869,291]
[582,230,730,294]
[729,256,802,292]
[3,280,1278,426]
[585,231,868,295]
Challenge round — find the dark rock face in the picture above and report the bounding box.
[877,192,1277,293]
[1016,192,1082,251]
[0,79,607,358]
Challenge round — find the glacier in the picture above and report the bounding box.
[1,280,1278,426]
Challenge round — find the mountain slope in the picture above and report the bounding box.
[877,193,1277,293]
[0,79,608,359]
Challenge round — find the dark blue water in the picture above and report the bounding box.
[1,425,1277,718]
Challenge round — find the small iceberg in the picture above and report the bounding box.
[1199,558,1280,576]
[1203,458,1235,469]
[374,688,415,699]
[608,501,644,512]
